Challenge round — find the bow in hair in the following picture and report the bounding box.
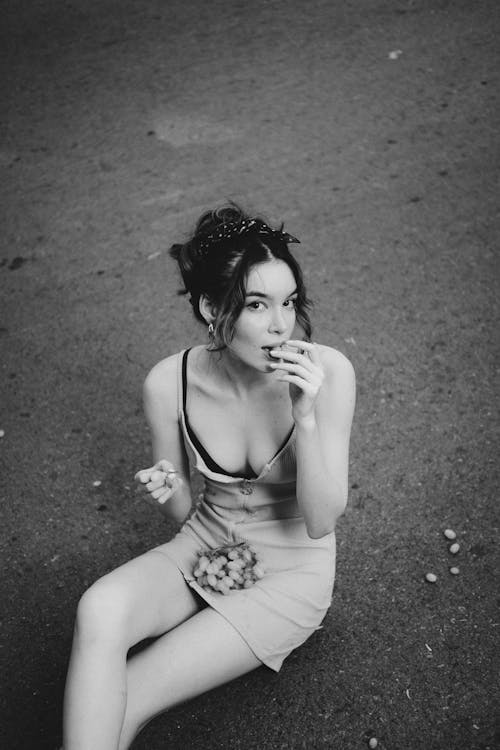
[198,218,300,253]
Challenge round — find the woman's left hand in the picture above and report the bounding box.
[269,340,324,424]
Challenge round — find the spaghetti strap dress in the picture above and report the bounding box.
[153,348,336,672]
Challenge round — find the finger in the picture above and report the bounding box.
[283,339,316,352]
[157,487,174,505]
[283,341,323,370]
[270,349,314,370]
[151,485,170,500]
[147,477,168,492]
[135,468,155,484]
[150,472,181,496]
[147,485,172,505]
[274,373,317,394]
[287,341,319,362]
[308,342,322,366]
[269,362,314,381]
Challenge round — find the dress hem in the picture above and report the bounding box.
[184,574,283,672]
[155,545,284,672]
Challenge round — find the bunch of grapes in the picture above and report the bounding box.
[193,541,265,595]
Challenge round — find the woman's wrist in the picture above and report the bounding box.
[294,413,317,431]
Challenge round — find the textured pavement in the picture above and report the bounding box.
[1,1,499,748]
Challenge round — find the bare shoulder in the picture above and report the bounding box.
[142,352,186,428]
[317,344,355,383]
[143,352,180,398]
[315,344,356,428]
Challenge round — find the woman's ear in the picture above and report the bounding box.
[199,295,217,325]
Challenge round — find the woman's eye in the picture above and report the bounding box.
[247,299,296,310]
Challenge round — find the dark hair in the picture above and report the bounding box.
[169,202,312,347]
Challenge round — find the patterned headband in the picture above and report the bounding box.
[197,218,300,254]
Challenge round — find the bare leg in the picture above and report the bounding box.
[63,551,201,750]
[118,607,261,749]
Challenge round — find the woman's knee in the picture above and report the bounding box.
[74,577,131,646]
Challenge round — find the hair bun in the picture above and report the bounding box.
[194,203,248,241]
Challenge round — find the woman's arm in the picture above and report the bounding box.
[270,343,356,538]
[139,355,193,523]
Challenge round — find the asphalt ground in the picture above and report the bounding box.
[1,1,499,748]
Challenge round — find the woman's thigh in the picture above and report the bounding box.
[79,549,201,648]
[119,607,261,748]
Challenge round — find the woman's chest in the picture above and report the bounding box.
[187,391,293,476]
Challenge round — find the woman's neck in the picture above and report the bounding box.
[202,346,275,398]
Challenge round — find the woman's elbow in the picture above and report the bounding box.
[306,517,337,539]
[306,504,347,539]
[307,525,334,539]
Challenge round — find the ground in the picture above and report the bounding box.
[1,1,499,748]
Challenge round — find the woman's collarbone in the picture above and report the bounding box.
[195,410,291,473]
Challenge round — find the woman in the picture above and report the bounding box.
[62,203,356,749]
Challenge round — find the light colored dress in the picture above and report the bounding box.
[154,349,336,671]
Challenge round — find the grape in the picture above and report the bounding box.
[193,541,264,594]
[253,564,265,579]
[197,556,209,572]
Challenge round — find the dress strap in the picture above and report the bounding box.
[177,348,190,421]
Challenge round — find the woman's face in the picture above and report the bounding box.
[227,259,299,372]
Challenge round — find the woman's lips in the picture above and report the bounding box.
[262,342,300,362]
[261,343,285,352]
[262,344,285,361]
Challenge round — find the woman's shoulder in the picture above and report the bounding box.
[316,344,356,424]
[143,345,206,396]
[317,343,355,380]
[143,350,184,397]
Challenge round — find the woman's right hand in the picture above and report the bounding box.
[134,459,183,505]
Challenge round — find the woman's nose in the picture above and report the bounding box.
[269,308,287,333]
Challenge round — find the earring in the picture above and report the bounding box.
[207,322,216,350]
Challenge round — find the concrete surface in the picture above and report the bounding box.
[1,1,499,748]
